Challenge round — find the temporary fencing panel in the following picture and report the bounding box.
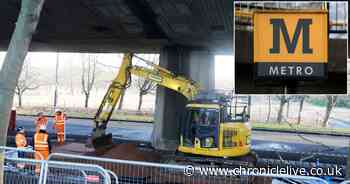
[1,146,114,184]
[42,160,111,184]
[1,146,45,184]
[48,152,330,184]
[4,157,44,184]
[0,147,333,184]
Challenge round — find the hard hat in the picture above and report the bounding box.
[55,109,62,113]
[37,112,44,116]
[39,125,47,131]
[16,127,24,132]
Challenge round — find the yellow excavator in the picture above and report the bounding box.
[91,53,252,162]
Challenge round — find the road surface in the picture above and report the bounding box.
[14,116,349,155]
[329,117,350,128]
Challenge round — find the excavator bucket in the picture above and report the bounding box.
[92,133,113,153]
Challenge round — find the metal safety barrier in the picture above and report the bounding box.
[1,146,46,184]
[1,146,113,184]
[42,160,112,184]
[106,169,119,184]
[4,157,46,184]
[48,152,331,184]
[48,153,249,183]
[0,146,334,184]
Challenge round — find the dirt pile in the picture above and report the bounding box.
[52,143,93,154]
[98,143,161,162]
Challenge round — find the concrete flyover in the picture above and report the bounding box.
[0,0,233,150]
[0,0,233,54]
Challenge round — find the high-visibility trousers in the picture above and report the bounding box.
[55,124,65,144]
[34,150,49,174]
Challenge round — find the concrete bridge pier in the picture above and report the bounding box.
[151,46,215,150]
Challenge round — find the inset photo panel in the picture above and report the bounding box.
[234,1,348,94]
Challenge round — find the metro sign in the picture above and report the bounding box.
[253,10,328,79]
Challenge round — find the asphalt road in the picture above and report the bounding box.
[14,116,349,155]
[329,117,350,128]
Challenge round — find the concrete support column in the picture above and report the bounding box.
[188,51,215,90]
[151,46,214,150]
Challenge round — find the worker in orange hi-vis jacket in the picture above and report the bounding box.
[35,112,48,132]
[34,125,51,174]
[15,127,27,169]
[53,109,67,145]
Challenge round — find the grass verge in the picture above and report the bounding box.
[252,122,350,135]
[16,107,154,123]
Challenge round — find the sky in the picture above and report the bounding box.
[0,52,234,90]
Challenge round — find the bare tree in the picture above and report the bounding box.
[276,95,305,124]
[15,58,41,107]
[286,101,290,118]
[69,57,75,95]
[53,52,59,108]
[0,0,45,181]
[322,95,337,127]
[276,95,290,124]
[134,54,158,111]
[266,96,271,122]
[247,96,251,116]
[297,96,306,125]
[136,78,156,111]
[81,54,97,108]
[117,91,125,110]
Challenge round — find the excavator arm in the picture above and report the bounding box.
[91,53,200,150]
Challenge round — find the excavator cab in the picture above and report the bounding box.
[181,104,220,148]
[179,93,252,158]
